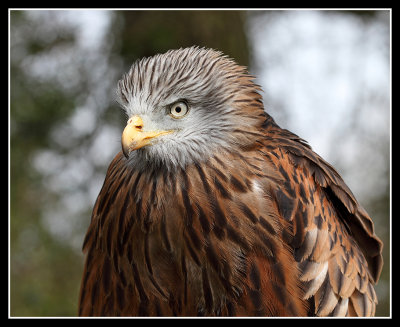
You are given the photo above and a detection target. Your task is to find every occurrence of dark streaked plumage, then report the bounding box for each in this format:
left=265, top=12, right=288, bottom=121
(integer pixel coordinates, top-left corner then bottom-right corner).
left=78, top=47, right=383, bottom=316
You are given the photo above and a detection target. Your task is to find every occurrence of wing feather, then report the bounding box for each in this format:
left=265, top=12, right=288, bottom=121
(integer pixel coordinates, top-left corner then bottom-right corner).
left=260, top=117, right=383, bottom=316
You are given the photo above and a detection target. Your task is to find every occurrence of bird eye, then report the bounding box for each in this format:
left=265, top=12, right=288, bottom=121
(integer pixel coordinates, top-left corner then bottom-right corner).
left=169, top=101, right=189, bottom=119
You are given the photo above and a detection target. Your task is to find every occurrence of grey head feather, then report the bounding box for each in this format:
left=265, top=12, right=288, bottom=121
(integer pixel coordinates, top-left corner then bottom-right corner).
left=116, top=46, right=262, bottom=171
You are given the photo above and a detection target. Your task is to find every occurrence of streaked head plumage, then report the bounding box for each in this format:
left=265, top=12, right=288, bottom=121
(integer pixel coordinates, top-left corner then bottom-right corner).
left=116, top=46, right=264, bottom=171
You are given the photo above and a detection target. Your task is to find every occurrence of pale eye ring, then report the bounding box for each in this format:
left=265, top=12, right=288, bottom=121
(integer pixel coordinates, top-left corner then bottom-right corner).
left=169, top=101, right=189, bottom=119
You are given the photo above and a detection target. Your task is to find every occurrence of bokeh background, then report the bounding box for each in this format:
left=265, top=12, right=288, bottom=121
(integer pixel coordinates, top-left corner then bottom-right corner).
left=9, top=9, right=391, bottom=317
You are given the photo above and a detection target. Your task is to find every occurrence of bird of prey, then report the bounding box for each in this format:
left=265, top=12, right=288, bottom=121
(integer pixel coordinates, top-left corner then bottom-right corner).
left=78, top=46, right=383, bottom=317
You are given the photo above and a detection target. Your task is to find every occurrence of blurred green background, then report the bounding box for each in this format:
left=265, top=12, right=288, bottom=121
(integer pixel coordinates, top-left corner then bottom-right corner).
left=9, top=10, right=390, bottom=317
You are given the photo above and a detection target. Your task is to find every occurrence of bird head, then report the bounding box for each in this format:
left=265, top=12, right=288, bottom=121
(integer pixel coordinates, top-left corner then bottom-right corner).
left=117, top=46, right=264, bottom=170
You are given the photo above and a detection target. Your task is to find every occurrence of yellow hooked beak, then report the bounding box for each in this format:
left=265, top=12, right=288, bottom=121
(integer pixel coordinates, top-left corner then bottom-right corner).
left=121, top=115, right=173, bottom=158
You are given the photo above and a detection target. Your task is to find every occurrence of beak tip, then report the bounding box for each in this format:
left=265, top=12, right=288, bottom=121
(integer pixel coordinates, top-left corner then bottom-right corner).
left=121, top=141, right=131, bottom=159
left=122, top=150, right=130, bottom=159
